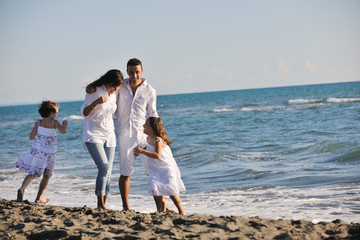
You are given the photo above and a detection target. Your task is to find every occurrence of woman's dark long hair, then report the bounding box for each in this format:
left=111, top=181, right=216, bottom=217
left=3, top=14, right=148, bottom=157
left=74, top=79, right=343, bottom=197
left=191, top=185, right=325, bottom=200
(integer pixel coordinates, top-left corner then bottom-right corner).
left=87, top=69, right=124, bottom=89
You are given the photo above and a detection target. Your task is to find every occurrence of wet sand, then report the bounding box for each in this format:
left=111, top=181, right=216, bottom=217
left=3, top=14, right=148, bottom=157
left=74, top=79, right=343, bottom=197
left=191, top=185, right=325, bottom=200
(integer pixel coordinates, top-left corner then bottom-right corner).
left=0, top=199, right=359, bottom=239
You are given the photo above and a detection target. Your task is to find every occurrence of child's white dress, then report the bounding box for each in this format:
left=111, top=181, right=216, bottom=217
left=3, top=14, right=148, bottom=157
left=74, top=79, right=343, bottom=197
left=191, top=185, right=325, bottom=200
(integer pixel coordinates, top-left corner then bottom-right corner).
left=143, top=143, right=186, bottom=196
left=15, top=120, right=57, bottom=177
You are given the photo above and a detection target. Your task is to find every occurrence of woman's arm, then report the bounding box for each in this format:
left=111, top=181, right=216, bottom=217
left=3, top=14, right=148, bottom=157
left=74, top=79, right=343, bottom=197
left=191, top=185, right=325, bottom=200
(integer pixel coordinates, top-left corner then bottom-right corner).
left=29, top=121, right=38, bottom=139
left=82, top=96, right=108, bottom=117
left=55, top=120, right=68, bottom=134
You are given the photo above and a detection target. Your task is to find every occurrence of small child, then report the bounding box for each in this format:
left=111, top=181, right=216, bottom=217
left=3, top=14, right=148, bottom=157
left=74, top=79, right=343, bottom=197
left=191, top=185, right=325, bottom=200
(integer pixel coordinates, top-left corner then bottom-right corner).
left=134, top=117, right=186, bottom=214
left=15, top=100, right=68, bottom=203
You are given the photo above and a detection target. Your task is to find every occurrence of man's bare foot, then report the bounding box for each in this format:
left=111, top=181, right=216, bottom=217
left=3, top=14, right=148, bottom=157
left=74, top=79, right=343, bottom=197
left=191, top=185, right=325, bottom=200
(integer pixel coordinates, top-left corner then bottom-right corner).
left=122, top=201, right=130, bottom=211
left=35, top=197, right=49, bottom=204
left=17, top=189, right=23, bottom=202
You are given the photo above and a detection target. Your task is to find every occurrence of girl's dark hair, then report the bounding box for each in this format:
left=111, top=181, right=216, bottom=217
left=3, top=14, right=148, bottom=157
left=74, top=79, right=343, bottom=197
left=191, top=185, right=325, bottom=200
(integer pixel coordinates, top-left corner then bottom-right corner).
left=87, top=69, right=124, bottom=89
left=38, top=101, right=59, bottom=118
left=147, top=117, right=172, bottom=146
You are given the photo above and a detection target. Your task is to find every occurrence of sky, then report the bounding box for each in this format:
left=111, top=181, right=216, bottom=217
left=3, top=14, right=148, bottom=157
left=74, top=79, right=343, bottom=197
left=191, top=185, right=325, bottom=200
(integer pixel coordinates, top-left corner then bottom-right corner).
left=0, top=0, right=359, bottom=106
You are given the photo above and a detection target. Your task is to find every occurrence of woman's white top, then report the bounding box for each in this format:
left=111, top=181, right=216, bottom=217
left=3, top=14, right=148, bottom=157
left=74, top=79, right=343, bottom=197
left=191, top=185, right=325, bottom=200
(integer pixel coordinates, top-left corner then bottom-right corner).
left=80, top=85, right=117, bottom=148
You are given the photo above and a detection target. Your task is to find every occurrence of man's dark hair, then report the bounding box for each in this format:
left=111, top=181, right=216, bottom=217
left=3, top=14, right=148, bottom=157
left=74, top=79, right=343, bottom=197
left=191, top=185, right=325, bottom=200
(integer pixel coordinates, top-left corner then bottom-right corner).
left=127, top=58, right=142, bottom=69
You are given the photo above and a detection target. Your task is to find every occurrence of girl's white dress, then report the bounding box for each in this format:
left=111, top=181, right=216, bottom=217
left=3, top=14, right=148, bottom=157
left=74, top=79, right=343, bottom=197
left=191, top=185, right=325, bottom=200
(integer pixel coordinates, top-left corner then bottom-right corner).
left=143, top=143, right=186, bottom=196
left=15, top=121, right=57, bottom=177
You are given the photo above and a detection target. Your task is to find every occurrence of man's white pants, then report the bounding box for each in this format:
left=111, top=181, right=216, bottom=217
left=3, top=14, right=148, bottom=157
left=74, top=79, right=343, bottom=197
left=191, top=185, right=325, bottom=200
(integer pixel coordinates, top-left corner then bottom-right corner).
left=118, top=134, right=147, bottom=176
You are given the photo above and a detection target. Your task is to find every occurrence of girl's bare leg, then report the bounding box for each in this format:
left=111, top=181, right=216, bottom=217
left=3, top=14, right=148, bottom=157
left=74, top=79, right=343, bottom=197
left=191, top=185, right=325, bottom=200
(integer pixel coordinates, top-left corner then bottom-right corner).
left=153, top=196, right=175, bottom=213
left=17, top=175, right=36, bottom=202
left=153, top=196, right=161, bottom=212
left=170, top=195, right=185, bottom=215
left=166, top=207, right=176, bottom=213
left=35, top=176, right=50, bottom=203
left=153, top=196, right=167, bottom=212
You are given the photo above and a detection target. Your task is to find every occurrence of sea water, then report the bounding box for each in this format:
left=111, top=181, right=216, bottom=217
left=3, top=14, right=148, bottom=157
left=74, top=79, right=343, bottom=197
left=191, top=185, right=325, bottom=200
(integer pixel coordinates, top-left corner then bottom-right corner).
left=0, top=81, right=359, bottom=223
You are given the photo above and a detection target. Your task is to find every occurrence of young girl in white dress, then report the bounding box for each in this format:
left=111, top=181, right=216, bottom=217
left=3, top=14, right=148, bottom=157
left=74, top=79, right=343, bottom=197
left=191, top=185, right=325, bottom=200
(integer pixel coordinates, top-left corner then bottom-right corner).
left=134, top=117, right=186, bottom=214
left=15, top=101, right=68, bottom=203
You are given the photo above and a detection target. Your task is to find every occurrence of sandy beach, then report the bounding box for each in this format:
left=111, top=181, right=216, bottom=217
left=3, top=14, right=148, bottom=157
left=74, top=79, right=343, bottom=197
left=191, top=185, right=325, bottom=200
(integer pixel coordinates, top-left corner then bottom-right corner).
left=0, top=199, right=359, bottom=240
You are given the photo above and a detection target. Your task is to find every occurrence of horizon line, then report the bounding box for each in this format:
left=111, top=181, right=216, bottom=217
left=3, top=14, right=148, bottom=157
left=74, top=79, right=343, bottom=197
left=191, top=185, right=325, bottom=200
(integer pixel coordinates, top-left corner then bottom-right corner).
left=1, top=80, right=359, bottom=107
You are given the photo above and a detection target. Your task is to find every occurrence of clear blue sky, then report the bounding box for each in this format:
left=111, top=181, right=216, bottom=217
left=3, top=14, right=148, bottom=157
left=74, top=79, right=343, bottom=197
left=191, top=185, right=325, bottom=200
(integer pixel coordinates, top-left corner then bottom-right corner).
left=0, top=0, right=359, bottom=106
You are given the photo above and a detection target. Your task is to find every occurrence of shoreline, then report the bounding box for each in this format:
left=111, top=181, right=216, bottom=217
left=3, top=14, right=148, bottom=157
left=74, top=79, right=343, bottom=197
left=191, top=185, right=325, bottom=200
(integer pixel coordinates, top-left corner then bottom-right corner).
left=1, top=199, right=359, bottom=240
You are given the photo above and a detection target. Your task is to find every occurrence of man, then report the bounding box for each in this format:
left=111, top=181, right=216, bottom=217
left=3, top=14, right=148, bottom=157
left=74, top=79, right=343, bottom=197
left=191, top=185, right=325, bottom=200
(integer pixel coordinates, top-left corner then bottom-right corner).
left=115, top=58, right=158, bottom=210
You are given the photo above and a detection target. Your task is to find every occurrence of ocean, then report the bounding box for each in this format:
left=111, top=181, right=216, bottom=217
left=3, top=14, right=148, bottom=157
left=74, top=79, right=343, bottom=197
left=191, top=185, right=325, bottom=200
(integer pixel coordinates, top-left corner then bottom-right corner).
left=1, top=81, right=359, bottom=223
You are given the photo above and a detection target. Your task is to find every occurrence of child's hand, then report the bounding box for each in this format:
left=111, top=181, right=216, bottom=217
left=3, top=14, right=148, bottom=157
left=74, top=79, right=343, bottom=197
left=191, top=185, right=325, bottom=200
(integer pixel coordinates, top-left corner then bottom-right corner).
left=133, top=146, right=143, bottom=156
left=62, top=120, right=68, bottom=126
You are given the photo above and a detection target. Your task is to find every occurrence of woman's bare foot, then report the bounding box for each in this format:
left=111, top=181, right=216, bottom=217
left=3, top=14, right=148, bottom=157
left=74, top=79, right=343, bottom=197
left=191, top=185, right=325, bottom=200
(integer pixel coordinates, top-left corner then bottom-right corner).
left=17, top=189, right=24, bottom=202
left=97, top=204, right=107, bottom=210
left=97, top=196, right=107, bottom=210
left=35, top=197, right=49, bottom=204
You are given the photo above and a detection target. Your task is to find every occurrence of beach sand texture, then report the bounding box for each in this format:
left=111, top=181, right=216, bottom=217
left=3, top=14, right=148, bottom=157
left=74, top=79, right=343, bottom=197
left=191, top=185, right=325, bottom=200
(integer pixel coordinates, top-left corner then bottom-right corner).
left=1, top=199, right=359, bottom=240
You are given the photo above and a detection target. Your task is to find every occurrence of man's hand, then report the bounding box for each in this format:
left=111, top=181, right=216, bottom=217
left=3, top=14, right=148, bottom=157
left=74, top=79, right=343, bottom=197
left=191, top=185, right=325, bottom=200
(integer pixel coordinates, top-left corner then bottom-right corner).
left=86, top=85, right=96, bottom=94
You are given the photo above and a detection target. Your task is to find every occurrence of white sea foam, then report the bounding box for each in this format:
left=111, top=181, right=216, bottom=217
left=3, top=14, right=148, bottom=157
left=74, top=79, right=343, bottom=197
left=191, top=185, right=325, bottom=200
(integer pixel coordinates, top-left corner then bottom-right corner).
left=63, top=115, right=84, bottom=121
left=0, top=115, right=83, bottom=127
left=180, top=186, right=360, bottom=223
left=1, top=169, right=358, bottom=223
left=288, top=99, right=322, bottom=104
left=214, top=108, right=235, bottom=113
left=241, top=103, right=330, bottom=112
left=0, top=120, right=34, bottom=128
left=241, top=106, right=286, bottom=112
left=241, top=97, right=360, bottom=112
left=326, top=97, right=360, bottom=103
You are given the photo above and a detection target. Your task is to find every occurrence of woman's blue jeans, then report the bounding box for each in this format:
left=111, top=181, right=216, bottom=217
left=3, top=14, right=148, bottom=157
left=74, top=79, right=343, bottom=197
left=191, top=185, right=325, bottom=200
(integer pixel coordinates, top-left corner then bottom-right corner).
left=86, top=142, right=115, bottom=196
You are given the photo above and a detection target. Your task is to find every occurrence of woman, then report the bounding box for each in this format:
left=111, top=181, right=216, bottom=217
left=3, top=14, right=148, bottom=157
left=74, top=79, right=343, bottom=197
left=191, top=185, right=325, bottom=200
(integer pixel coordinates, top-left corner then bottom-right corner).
left=81, top=69, right=123, bottom=209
